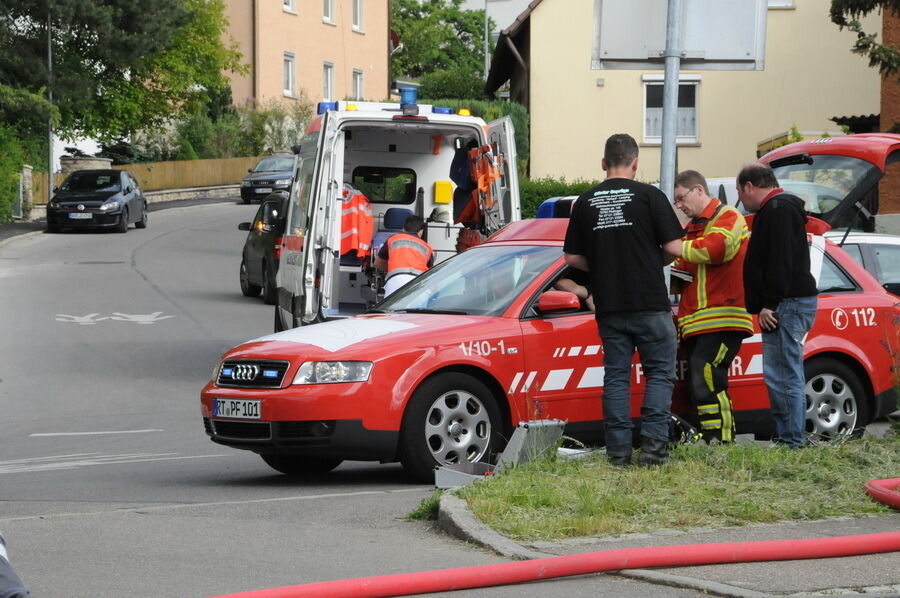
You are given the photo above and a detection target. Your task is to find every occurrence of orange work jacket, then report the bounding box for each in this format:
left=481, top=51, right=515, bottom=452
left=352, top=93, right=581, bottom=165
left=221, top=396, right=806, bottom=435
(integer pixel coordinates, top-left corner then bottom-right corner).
left=340, top=191, right=374, bottom=258
left=386, top=233, right=433, bottom=279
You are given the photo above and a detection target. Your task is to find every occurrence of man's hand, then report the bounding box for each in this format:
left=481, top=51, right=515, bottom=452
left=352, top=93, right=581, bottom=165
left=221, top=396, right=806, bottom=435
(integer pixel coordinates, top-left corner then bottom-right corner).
left=758, top=307, right=778, bottom=332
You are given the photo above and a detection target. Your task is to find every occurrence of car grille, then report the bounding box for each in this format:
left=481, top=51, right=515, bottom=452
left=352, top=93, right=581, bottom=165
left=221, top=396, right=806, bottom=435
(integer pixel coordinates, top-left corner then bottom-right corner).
left=278, top=421, right=335, bottom=446
left=209, top=419, right=272, bottom=440
left=217, top=359, right=290, bottom=388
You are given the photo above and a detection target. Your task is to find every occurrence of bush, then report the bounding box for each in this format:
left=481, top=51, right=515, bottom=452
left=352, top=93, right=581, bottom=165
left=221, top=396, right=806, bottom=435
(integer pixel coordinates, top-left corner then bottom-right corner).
left=0, top=123, right=25, bottom=224
left=419, top=69, right=487, bottom=101
left=519, top=177, right=599, bottom=218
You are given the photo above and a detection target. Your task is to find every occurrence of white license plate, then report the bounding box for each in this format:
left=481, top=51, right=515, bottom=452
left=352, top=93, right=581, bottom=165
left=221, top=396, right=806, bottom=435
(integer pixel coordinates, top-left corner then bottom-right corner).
left=213, top=398, right=261, bottom=419
left=69, top=213, right=93, bottom=220
left=255, top=188, right=272, bottom=193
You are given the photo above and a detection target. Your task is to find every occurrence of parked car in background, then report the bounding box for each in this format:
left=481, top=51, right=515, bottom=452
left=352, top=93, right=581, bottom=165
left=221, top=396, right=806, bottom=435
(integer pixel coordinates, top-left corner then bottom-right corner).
left=202, top=219, right=898, bottom=480
left=240, top=156, right=295, bottom=204
left=826, top=231, right=900, bottom=297
left=240, top=192, right=288, bottom=304
left=46, top=169, right=148, bottom=233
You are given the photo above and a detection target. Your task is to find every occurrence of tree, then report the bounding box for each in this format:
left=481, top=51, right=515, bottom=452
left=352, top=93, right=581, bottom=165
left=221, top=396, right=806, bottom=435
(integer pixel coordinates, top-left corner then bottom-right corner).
left=831, top=0, right=900, bottom=77
left=391, top=0, right=488, bottom=85
left=420, top=69, right=487, bottom=99
left=0, top=0, right=245, bottom=140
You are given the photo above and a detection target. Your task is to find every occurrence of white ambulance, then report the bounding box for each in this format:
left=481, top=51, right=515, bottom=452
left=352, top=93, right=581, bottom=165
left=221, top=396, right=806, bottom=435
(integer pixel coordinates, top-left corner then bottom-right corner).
left=274, top=96, right=521, bottom=330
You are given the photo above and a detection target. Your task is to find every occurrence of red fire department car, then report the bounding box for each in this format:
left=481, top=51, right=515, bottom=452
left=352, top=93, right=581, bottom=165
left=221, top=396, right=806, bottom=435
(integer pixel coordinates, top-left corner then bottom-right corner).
left=201, top=219, right=899, bottom=481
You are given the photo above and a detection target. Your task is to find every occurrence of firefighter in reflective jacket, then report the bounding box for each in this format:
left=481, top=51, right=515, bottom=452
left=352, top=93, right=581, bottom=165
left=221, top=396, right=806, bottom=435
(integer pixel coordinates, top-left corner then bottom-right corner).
left=672, top=170, right=753, bottom=444
left=375, top=215, right=434, bottom=296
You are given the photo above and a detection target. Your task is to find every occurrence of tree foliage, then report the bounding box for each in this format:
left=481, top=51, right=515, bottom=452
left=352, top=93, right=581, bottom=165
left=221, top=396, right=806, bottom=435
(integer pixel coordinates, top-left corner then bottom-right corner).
left=0, top=0, right=245, bottom=140
left=831, top=0, right=900, bottom=77
left=391, top=0, right=487, bottom=83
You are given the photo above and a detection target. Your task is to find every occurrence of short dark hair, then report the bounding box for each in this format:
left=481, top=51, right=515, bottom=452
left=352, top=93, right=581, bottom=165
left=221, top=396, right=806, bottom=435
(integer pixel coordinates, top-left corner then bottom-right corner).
left=603, top=134, right=639, bottom=168
left=403, top=214, right=426, bottom=233
left=674, top=170, right=710, bottom=196
left=737, top=163, right=779, bottom=189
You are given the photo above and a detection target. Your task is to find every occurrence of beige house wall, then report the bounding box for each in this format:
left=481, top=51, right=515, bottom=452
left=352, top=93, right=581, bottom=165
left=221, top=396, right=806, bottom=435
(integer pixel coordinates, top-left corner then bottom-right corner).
left=223, top=1, right=389, bottom=108
left=528, top=0, right=881, bottom=183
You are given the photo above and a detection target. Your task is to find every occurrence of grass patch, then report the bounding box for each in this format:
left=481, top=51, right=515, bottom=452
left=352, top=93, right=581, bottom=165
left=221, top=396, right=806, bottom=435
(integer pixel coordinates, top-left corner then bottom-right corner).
left=457, top=434, right=900, bottom=542
left=407, top=490, right=443, bottom=521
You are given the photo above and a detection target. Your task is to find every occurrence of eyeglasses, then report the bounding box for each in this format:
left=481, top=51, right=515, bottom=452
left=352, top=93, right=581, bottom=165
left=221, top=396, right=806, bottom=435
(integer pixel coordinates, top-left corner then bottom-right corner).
left=673, top=186, right=697, bottom=205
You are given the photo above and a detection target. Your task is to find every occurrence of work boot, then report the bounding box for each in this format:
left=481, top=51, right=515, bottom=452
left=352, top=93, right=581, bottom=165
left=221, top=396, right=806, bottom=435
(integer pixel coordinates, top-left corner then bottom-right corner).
left=637, top=437, right=669, bottom=467
left=607, top=452, right=632, bottom=468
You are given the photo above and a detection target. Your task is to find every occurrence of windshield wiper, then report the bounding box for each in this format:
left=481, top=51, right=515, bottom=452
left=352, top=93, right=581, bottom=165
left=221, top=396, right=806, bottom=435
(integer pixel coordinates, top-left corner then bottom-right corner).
left=395, top=308, right=470, bottom=315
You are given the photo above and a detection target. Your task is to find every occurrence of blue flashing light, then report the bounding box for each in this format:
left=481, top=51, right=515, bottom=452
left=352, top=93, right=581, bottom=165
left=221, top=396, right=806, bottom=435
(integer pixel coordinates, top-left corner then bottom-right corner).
left=399, top=87, right=417, bottom=106
left=262, top=369, right=279, bottom=379
left=222, top=367, right=233, bottom=378
left=317, top=101, right=338, bottom=115
left=433, top=106, right=452, bottom=114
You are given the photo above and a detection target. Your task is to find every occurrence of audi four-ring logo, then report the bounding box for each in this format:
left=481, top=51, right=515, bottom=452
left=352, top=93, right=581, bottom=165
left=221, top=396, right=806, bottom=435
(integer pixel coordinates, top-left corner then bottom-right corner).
left=231, top=365, right=260, bottom=381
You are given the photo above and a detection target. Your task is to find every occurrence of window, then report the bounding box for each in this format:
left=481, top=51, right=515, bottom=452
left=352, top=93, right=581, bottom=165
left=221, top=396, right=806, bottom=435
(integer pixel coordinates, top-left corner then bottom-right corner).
left=768, top=0, right=794, bottom=8
left=352, top=69, right=364, bottom=100
left=323, top=0, right=333, bottom=22
left=352, top=167, right=416, bottom=205
left=323, top=62, right=334, bottom=101
left=871, top=244, right=900, bottom=287
left=283, top=0, right=295, bottom=12
left=817, top=255, right=857, bottom=294
left=643, top=76, right=698, bottom=144
left=352, top=0, right=363, bottom=30
left=283, top=53, right=295, bottom=97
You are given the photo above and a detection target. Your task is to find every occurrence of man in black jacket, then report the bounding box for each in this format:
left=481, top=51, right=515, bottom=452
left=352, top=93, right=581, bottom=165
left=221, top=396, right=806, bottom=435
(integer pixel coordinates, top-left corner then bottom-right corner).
left=737, top=163, right=818, bottom=448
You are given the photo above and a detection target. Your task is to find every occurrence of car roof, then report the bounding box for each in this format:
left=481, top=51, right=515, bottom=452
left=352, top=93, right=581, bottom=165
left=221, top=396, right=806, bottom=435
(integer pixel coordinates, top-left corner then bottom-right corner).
left=761, top=133, right=900, bottom=171
left=824, top=231, right=900, bottom=244
left=485, top=219, right=568, bottom=244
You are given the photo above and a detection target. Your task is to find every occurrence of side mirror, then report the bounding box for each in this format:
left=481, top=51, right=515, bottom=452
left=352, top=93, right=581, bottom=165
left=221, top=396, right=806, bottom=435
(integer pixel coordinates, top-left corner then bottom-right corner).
left=238, top=222, right=251, bottom=231
left=536, top=290, right=581, bottom=314
left=291, top=144, right=302, bottom=154
left=53, top=186, right=60, bottom=193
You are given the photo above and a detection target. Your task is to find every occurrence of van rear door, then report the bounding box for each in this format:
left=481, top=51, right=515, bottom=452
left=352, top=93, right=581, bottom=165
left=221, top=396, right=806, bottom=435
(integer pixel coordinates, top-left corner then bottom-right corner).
left=487, top=116, right=521, bottom=230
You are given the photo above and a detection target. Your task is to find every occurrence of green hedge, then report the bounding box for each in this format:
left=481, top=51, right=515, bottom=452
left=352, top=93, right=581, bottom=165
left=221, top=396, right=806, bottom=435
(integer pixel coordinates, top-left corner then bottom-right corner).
left=0, top=123, right=25, bottom=224
left=519, top=177, right=599, bottom=218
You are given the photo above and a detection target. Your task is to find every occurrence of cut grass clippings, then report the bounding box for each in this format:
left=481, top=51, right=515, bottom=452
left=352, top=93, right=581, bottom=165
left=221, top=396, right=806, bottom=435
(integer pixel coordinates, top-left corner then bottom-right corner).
left=455, top=434, right=900, bottom=542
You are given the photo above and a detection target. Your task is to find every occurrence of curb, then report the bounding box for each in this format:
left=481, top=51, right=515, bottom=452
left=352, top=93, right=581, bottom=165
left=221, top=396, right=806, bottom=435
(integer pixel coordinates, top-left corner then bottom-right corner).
left=436, top=493, right=777, bottom=598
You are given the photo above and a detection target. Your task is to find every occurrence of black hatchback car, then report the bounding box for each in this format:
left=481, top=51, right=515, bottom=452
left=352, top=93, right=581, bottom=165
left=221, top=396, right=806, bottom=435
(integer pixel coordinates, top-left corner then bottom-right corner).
left=240, top=156, right=295, bottom=204
left=46, top=169, right=148, bottom=233
left=239, top=192, right=288, bottom=304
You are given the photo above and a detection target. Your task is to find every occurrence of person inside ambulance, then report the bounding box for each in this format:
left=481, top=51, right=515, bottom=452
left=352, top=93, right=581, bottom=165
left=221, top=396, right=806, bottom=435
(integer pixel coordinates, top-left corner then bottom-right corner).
left=375, top=214, right=435, bottom=296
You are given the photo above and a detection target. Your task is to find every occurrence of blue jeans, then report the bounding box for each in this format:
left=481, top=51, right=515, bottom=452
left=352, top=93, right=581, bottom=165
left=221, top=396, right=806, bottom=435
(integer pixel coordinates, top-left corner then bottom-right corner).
left=597, top=311, right=677, bottom=456
left=762, top=295, right=817, bottom=448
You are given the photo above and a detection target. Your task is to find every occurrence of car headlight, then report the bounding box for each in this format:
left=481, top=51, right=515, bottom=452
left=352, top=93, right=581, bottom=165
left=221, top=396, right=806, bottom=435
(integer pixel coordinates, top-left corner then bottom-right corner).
left=293, top=361, right=373, bottom=385
left=241, top=180, right=251, bottom=187
left=99, top=200, right=121, bottom=211
left=48, top=200, right=59, bottom=208
left=274, top=179, right=291, bottom=186
left=211, top=362, right=221, bottom=383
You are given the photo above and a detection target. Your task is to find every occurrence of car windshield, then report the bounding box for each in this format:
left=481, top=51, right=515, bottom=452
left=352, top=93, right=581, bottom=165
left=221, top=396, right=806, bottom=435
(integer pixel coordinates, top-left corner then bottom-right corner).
left=253, top=157, right=294, bottom=172
left=770, top=154, right=878, bottom=228
left=60, top=172, right=121, bottom=193
left=376, top=244, right=561, bottom=317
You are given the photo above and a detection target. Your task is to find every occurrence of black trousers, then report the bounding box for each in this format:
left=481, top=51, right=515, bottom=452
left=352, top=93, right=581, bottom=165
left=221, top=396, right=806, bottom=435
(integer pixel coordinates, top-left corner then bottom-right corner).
left=682, top=331, right=744, bottom=442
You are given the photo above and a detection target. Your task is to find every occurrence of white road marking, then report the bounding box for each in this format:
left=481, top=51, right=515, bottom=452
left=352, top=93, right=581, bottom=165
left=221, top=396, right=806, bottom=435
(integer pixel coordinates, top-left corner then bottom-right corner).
left=55, top=312, right=174, bottom=325
left=0, top=453, right=225, bottom=474
left=30, top=429, right=164, bottom=437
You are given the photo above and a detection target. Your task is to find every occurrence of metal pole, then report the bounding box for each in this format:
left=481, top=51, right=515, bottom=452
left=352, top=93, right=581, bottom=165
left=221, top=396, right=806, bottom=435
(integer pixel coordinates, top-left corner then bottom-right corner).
left=483, top=0, right=489, bottom=81
left=47, top=6, right=53, bottom=204
left=659, top=0, right=683, bottom=203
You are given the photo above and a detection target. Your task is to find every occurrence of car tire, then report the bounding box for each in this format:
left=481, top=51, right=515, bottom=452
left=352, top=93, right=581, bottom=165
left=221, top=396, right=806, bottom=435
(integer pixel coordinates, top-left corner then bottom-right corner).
left=135, top=204, right=148, bottom=228
left=262, top=263, right=277, bottom=305
left=116, top=209, right=128, bottom=233
left=400, top=372, right=504, bottom=483
left=260, top=454, right=342, bottom=475
left=804, top=357, right=869, bottom=440
left=240, top=258, right=262, bottom=297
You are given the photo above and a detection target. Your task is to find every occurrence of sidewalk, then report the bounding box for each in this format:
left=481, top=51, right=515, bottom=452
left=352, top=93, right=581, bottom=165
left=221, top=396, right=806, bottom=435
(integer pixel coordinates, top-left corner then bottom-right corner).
left=438, top=494, right=900, bottom=597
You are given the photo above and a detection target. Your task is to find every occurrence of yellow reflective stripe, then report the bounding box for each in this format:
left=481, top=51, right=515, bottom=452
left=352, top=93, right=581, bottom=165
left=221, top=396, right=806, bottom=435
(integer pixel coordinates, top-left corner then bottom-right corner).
left=682, top=239, right=711, bottom=264
left=681, top=319, right=754, bottom=337
left=698, top=403, right=719, bottom=414
left=679, top=306, right=752, bottom=324
left=712, top=342, right=730, bottom=368
left=718, top=391, right=734, bottom=442
left=701, top=420, right=722, bottom=429
left=703, top=361, right=715, bottom=393
left=696, top=262, right=708, bottom=309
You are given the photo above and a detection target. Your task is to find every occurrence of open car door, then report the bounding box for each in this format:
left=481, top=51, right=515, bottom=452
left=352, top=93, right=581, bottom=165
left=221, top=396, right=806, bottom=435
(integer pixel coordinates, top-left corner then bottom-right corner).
left=487, top=116, right=521, bottom=233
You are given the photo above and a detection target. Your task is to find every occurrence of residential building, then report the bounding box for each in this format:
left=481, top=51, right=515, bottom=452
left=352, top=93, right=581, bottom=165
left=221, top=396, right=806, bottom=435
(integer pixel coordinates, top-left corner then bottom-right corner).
left=222, top=0, right=389, bottom=107
left=486, top=0, right=882, bottom=186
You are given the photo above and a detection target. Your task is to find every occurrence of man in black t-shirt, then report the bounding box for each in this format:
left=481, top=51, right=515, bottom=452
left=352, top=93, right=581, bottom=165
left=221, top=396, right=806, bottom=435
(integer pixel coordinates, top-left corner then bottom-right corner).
left=563, top=134, right=683, bottom=467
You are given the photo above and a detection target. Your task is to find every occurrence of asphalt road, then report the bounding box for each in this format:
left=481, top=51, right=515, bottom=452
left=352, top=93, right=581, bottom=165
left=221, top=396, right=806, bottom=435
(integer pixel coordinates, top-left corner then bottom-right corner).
left=0, top=202, right=712, bottom=598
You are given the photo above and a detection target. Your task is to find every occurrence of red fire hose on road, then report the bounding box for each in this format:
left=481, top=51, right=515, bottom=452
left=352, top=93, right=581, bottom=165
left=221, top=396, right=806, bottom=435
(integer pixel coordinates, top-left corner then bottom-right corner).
left=212, top=478, right=900, bottom=598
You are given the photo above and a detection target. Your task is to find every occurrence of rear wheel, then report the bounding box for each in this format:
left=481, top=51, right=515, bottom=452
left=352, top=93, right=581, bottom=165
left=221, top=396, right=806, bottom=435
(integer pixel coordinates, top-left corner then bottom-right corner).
left=400, top=373, right=504, bottom=483
left=260, top=454, right=342, bottom=475
left=240, top=258, right=262, bottom=297
left=262, top=262, right=277, bottom=305
left=804, top=357, right=869, bottom=440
